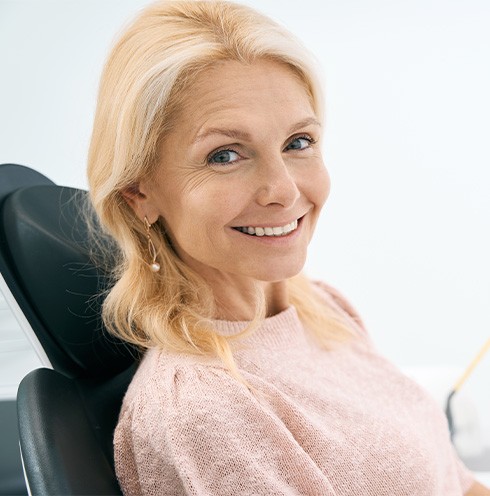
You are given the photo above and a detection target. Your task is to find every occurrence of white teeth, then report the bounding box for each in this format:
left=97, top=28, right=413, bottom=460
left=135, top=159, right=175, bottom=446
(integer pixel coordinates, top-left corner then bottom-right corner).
left=235, top=219, right=299, bottom=237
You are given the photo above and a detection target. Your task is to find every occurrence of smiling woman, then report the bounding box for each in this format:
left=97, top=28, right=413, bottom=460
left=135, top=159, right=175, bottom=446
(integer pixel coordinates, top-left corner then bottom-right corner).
left=86, top=1, right=488, bottom=495
left=88, top=0, right=345, bottom=360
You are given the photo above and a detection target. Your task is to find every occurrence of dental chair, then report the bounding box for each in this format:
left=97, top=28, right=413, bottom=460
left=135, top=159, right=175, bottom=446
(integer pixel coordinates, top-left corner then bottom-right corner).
left=0, top=163, right=138, bottom=495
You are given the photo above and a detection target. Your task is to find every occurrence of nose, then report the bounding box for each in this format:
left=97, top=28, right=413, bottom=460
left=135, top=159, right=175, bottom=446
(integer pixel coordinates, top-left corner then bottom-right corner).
left=254, top=156, right=300, bottom=208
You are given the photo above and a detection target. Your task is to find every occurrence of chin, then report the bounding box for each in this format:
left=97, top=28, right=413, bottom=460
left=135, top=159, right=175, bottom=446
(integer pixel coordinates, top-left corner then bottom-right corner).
left=251, top=259, right=306, bottom=283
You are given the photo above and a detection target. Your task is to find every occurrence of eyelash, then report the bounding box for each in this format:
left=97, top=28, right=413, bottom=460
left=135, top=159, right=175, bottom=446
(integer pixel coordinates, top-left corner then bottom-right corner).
left=206, top=134, right=317, bottom=166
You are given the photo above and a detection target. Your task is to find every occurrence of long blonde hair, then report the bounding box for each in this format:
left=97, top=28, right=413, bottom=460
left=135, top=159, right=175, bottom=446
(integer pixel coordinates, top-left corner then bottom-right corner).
left=87, top=0, right=352, bottom=373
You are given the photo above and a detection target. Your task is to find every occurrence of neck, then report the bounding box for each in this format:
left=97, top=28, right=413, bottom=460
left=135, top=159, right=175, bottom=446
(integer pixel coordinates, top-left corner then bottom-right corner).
left=212, top=279, right=289, bottom=321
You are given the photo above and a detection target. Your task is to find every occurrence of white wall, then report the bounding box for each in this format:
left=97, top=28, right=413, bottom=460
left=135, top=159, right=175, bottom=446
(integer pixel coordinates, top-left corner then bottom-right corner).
left=1, top=0, right=489, bottom=427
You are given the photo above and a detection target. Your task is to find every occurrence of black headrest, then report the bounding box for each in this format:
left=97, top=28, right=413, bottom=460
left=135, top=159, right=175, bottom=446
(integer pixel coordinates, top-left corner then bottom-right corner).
left=2, top=184, right=138, bottom=379
left=0, top=163, right=54, bottom=202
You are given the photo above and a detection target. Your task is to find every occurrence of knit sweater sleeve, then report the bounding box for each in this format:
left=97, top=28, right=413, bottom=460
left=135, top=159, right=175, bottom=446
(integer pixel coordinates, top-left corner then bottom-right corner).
left=114, top=357, right=337, bottom=496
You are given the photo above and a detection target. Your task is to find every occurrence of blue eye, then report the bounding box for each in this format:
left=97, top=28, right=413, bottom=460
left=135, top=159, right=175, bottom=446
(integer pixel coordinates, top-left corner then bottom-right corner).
left=208, top=149, right=240, bottom=165
left=286, top=136, right=313, bottom=151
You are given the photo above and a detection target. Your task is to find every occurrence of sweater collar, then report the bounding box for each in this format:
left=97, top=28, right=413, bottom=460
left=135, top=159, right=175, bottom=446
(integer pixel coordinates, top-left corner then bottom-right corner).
left=211, top=305, right=307, bottom=349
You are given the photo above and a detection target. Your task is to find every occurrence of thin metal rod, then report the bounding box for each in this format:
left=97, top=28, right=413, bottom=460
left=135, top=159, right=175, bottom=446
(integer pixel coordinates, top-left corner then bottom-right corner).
left=453, top=338, right=490, bottom=392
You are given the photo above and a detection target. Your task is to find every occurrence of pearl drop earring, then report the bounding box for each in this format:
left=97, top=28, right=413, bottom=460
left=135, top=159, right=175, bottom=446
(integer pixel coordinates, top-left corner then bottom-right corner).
left=143, top=216, right=160, bottom=272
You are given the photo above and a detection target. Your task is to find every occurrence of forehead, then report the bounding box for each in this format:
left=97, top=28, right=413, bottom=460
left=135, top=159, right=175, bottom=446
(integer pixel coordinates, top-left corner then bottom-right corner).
left=174, top=59, right=317, bottom=139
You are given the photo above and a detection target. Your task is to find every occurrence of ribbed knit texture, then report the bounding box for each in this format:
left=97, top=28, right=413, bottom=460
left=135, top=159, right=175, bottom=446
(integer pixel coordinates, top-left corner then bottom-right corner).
left=114, top=282, right=474, bottom=495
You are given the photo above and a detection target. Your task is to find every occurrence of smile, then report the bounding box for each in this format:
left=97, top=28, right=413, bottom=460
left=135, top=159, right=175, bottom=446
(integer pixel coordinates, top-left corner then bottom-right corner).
left=233, top=219, right=298, bottom=237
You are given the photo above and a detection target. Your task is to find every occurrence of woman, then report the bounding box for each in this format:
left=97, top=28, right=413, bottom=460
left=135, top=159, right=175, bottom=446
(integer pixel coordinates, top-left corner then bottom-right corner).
left=87, top=1, right=488, bottom=494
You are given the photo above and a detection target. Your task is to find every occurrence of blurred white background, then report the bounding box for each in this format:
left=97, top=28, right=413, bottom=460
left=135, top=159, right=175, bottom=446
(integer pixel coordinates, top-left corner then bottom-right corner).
left=0, top=0, right=489, bottom=448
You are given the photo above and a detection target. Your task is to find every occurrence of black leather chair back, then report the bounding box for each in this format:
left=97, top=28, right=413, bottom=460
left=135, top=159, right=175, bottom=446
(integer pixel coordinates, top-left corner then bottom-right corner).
left=0, top=164, right=139, bottom=495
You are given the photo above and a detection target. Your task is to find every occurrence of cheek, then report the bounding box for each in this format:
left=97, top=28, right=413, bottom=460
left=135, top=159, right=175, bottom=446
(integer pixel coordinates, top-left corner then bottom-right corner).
left=188, top=177, right=250, bottom=221
left=321, top=167, right=331, bottom=204
left=169, top=186, right=241, bottom=246
left=308, top=163, right=331, bottom=209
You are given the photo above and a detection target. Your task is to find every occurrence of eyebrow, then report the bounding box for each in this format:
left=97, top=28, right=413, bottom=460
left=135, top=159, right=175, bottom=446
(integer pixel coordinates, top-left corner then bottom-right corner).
left=193, top=127, right=251, bottom=144
left=192, top=117, right=321, bottom=145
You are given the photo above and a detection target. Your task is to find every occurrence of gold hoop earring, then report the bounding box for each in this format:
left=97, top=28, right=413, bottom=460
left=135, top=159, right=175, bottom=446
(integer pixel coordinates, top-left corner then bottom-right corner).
left=144, top=216, right=160, bottom=272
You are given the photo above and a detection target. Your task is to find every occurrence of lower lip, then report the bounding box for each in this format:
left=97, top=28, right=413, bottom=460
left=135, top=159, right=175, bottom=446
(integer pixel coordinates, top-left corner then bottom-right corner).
left=230, top=217, right=304, bottom=245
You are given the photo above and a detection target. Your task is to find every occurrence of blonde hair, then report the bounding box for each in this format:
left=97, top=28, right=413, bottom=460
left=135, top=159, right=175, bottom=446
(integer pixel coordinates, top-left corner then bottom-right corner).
left=87, top=0, right=352, bottom=375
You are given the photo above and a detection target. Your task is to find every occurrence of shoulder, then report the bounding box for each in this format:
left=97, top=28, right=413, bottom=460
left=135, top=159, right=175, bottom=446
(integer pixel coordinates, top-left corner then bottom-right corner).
left=310, top=279, right=367, bottom=334
left=117, top=348, right=248, bottom=432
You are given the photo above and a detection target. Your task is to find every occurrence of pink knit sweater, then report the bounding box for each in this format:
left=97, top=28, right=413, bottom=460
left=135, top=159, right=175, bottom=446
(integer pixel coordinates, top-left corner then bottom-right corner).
left=114, top=283, right=474, bottom=495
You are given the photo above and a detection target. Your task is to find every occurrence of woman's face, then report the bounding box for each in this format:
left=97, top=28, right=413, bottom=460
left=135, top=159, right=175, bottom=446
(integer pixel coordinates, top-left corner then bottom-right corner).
left=134, top=59, right=330, bottom=294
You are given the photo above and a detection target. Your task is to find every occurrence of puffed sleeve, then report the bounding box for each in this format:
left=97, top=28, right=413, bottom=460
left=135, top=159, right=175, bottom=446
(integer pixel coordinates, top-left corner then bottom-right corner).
left=114, top=359, right=337, bottom=496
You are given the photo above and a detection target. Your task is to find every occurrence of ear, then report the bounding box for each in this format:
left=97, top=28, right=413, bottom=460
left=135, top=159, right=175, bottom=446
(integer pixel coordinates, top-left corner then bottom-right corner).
left=120, top=182, right=160, bottom=224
